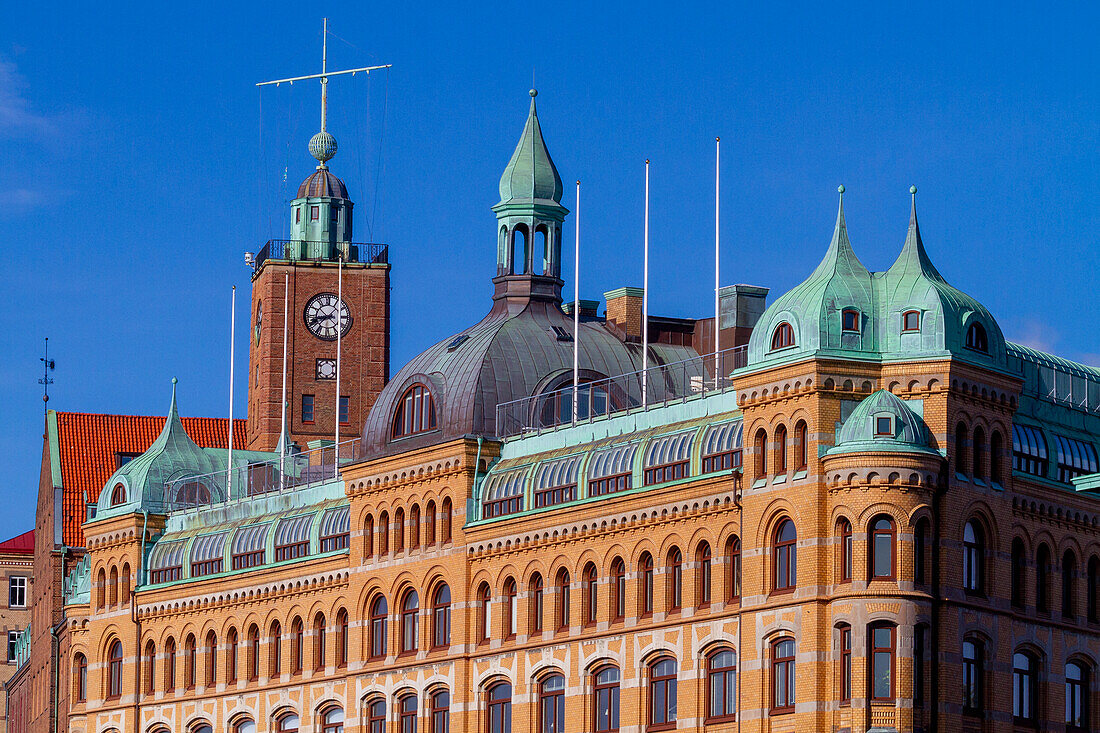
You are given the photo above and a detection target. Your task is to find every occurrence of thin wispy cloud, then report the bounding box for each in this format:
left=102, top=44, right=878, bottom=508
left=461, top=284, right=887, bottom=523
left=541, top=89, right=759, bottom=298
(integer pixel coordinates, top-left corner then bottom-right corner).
left=0, top=57, right=55, bottom=138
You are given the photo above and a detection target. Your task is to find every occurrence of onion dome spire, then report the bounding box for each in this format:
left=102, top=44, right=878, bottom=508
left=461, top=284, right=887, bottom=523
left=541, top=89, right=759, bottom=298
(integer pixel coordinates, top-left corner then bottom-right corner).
left=497, top=89, right=564, bottom=204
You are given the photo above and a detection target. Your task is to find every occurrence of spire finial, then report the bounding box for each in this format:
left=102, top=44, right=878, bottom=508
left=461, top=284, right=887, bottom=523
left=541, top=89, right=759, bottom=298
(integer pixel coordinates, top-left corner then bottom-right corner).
left=909, top=185, right=918, bottom=226
left=838, top=184, right=845, bottom=195
left=530, top=88, right=538, bottom=97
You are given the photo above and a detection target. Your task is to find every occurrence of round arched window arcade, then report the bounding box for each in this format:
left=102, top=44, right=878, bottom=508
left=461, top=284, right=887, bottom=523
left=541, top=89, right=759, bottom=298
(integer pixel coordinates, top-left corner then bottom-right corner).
left=392, top=384, right=437, bottom=438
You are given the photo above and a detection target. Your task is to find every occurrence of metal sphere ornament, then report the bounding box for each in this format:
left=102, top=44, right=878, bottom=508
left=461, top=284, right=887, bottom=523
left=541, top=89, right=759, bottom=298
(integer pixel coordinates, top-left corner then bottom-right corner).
left=309, top=131, right=338, bottom=164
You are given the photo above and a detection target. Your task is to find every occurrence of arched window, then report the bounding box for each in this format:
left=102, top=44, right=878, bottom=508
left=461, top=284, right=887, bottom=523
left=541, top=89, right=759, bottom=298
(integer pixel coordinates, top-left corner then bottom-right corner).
left=774, top=519, right=797, bottom=592
left=771, top=322, right=795, bottom=350
left=477, top=583, right=492, bottom=642
left=838, top=624, right=852, bottom=704
left=584, top=564, right=598, bottom=625
left=726, top=538, right=741, bottom=602
left=401, top=590, right=419, bottom=653
left=433, top=584, right=451, bottom=648
left=531, top=574, right=545, bottom=633
left=771, top=637, right=796, bottom=713
left=398, top=694, right=417, bottom=733
left=902, top=310, right=921, bottom=332
left=106, top=640, right=123, bottom=698
left=321, top=708, right=344, bottom=733
left=534, top=227, right=548, bottom=275
left=955, top=422, right=968, bottom=476
left=248, top=625, right=260, bottom=680
left=425, top=501, right=437, bottom=545
left=556, top=570, right=570, bottom=630
left=1064, top=550, right=1078, bottom=619
left=511, top=225, right=527, bottom=274
left=754, top=428, right=767, bottom=479
left=378, top=512, right=389, bottom=555
left=193, top=724, right=214, bottom=733
left=392, top=383, right=437, bottom=438
left=991, top=430, right=1004, bottom=484
left=234, top=719, right=257, bottom=733
left=366, top=699, right=386, bottom=733
left=668, top=548, right=683, bottom=611
left=870, top=516, right=896, bottom=580
left=593, top=666, right=620, bottom=732
left=1011, top=538, right=1026, bottom=608
left=275, top=713, right=299, bottom=733
left=539, top=673, right=565, bottom=733
left=914, top=519, right=930, bottom=585
left=1088, top=556, right=1100, bottom=623
left=640, top=553, right=654, bottom=614
left=963, top=520, right=983, bottom=593
left=869, top=623, right=896, bottom=701
left=313, top=613, right=326, bottom=670
left=290, top=617, right=303, bottom=674
left=837, top=519, right=853, bottom=583
left=1012, top=651, right=1037, bottom=725
left=73, top=653, right=87, bottom=702
left=410, top=504, right=421, bottom=549
left=369, top=596, right=387, bottom=658
left=110, top=483, right=125, bottom=506
left=1037, top=543, right=1052, bottom=612
left=794, top=420, right=808, bottom=471
left=973, top=426, right=986, bottom=479
left=611, top=559, right=626, bottom=620
left=143, top=640, right=156, bottom=695
left=504, top=578, right=518, bottom=637
left=488, top=682, right=512, bottom=733
left=441, top=497, right=453, bottom=543
left=841, top=308, right=860, bottom=332
left=966, top=322, right=989, bottom=352
left=183, top=634, right=196, bottom=688
left=204, top=631, right=217, bottom=687
left=962, top=639, right=983, bottom=715
left=334, top=607, right=347, bottom=664
left=696, top=543, right=712, bottom=606
left=165, top=637, right=176, bottom=690
left=109, top=566, right=118, bottom=606
left=774, top=424, right=788, bottom=474
left=269, top=620, right=282, bottom=676
left=96, top=568, right=105, bottom=609
left=226, top=627, right=238, bottom=683
left=394, top=508, right=405, bottom=553
left=364, top=514, right=374, bottom=558
left=706, top=649, right=737, bottom=723
left=1067, top=661, right=1089, bottom=731
left=648, top=657, right=677, bottom=730
left=430, top=688, right=450, bottom=733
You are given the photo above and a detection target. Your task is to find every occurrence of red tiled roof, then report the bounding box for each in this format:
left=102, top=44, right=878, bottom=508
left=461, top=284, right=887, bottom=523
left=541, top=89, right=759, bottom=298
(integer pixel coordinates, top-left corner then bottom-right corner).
left=0, top=530, right=34, bottom=554
left=55, top=412, right=247, bottom=547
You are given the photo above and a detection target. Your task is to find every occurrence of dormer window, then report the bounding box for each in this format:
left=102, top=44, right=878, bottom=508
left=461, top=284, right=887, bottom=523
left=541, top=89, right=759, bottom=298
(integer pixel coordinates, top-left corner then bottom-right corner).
left=965, top=322, right=988, bottom=352
left=842, top=309, right=860, bottom=333
left=875, top=416, right=894, bottom=437
left=110, top=484, right=126, bottom=507
left=902, top=310, right=921, bottom=332
left=392, top=384, right=438, bottom=439
left=771, top=322, right=795, bottom=351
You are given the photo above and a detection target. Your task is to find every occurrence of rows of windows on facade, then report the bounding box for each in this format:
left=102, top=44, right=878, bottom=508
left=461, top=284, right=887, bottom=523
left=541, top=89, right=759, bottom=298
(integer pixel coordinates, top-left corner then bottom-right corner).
left=5, top=576, right=27, bottom=662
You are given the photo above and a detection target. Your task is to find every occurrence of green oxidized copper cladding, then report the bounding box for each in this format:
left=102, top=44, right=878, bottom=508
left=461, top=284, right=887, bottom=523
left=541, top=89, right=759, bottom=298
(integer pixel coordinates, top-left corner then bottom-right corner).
left=827, top=389, right=939, bottom=457
left=496, top=90, right=564, bottom=205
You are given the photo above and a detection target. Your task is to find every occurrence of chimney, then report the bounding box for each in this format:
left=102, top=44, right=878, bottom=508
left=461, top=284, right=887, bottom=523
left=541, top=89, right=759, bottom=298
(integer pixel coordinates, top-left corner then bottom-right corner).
left=603, top=287, right=645, bottom=341
left=720, top=284, right=769, bottom=347
left=561, top=299, right=601, bottom=318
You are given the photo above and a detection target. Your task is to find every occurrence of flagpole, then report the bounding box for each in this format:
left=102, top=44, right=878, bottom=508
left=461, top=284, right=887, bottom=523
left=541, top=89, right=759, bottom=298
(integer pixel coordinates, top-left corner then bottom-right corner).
left=642, top=159, right=650, bottom=407
left=227, top=286, right=236, bottom=500
left=714, top=137, right=721, bottom=389
left=279, top=273, right=289, bottom=489
left=334, top=251, right=343, bottom=468
left=573, top=180, right=581, bottom=424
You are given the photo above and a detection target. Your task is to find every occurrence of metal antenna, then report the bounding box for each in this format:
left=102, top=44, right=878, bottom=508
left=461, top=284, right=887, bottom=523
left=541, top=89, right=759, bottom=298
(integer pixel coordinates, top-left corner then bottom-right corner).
left=38, top=337, right=55, bottom=408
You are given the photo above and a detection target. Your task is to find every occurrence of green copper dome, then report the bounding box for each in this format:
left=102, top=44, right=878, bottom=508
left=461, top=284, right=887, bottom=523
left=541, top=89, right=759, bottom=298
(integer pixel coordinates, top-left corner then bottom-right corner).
left=827, top=389, right=939, bottom=456
left=497, top=90, right=564, bottom=205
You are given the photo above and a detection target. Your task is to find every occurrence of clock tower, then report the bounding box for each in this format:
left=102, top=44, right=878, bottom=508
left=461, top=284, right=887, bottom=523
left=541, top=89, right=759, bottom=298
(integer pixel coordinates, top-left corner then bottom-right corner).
left=246, top=128, right=390, bottom=454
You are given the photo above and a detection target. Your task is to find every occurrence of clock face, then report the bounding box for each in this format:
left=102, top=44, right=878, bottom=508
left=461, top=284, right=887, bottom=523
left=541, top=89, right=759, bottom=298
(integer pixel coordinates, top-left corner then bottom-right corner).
left=316, top=358, right=337, bottom=380
left=255, top=300, right=263, bottom=343
left=304, top=293, right=352, bottom=341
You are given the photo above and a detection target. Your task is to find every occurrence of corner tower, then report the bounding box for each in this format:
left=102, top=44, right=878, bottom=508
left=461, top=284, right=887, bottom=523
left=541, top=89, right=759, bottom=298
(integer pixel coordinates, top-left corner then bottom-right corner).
left=491, top=89, right=569, bottom=306
left=246, top=126, right=390, bottom=453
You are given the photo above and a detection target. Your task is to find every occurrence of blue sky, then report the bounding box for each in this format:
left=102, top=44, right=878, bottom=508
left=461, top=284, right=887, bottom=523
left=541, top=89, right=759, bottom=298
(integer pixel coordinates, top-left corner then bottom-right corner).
left=0, top=1, right=1096, bottom=539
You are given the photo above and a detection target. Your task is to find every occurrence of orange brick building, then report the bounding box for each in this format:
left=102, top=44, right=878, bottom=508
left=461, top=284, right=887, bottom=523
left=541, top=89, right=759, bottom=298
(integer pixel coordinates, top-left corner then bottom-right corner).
left=20, top=90, right=1100, bottom=733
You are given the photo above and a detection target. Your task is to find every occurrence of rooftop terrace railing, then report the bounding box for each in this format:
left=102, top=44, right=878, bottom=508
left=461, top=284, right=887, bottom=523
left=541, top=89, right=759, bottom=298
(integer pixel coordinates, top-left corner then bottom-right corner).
left=254, top=239, right=388, bottom=269
left=162, top=438, right=362, bottom=515
left=495, top=345, right=747, bottom=440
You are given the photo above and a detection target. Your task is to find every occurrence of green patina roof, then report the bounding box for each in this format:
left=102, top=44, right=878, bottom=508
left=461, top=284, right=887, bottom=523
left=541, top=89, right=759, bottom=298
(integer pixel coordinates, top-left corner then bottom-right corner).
left=746, top=189, right=1006, bottom=372
left=828, top=389, right=940, bottom=457
left=496, top=90, right=563, bottom=205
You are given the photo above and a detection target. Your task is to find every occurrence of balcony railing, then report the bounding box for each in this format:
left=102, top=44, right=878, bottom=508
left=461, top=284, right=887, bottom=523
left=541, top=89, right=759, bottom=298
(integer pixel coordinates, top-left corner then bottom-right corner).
left=254, top=239, right=388, bottom=269
left=162, top=438, right=362, bottom=514
left=495, top=345, right=747, bottom=440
